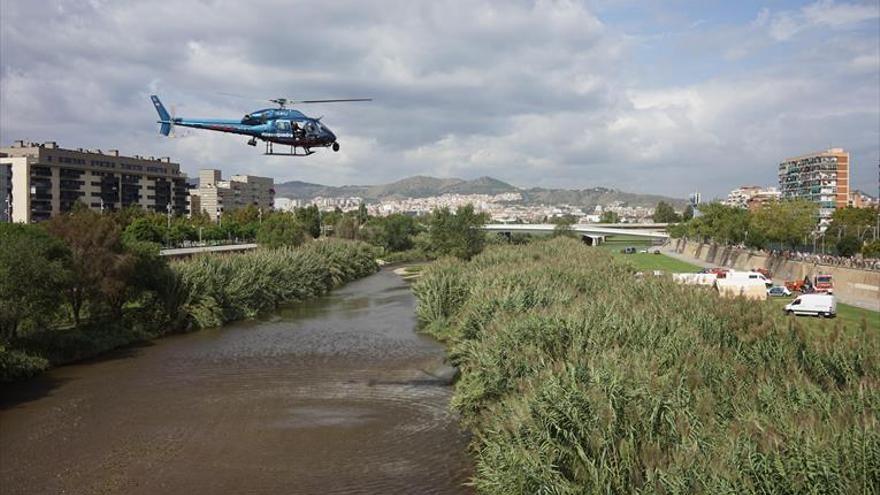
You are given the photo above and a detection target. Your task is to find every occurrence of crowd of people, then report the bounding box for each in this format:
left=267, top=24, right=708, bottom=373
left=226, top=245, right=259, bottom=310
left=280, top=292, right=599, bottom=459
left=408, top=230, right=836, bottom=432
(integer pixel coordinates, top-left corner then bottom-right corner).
left=668, top=238, right=880, bottom=272
left=767, top=250, right=880, bottom=271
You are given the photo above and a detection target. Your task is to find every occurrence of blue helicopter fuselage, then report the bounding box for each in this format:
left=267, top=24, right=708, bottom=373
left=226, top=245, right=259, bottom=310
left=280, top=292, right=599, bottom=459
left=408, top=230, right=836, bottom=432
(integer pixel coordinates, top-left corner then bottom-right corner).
left=151, top=96, right=337, bottom=151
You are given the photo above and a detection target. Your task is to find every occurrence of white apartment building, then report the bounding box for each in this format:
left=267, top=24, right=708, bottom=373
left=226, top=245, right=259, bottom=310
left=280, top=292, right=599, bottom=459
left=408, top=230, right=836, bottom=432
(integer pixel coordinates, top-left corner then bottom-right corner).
left=190, top=169, right=274, bottom=221
left=0, top=140, right=188, bottom=223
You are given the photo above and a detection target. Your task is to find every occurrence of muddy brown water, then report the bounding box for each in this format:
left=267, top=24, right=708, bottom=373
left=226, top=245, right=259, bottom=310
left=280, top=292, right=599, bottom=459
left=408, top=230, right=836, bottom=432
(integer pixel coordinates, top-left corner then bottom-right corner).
left=0, top=268, right=473, bottom=494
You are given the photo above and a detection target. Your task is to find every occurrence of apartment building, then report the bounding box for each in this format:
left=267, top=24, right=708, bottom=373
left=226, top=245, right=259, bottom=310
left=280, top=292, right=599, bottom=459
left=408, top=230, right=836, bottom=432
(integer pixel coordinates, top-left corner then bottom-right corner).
left=778, top=148, right=850, bottom=228
left=0, top=154, right=11, bottom=222
left=189, top=169, right=274, bottom=220
left=723, top=185, right=781, bottom=211
left=0, top=141, right=188, bottom=223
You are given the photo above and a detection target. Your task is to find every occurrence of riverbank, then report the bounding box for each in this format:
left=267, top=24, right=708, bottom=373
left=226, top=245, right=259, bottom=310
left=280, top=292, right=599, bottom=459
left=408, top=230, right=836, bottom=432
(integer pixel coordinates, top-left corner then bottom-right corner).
left=1, top=268, right=472, bottom=494
left=665, top=238, right=880, bottom=311
left=1, top=240, right=379, bottom=382
left=413, top=238, right=879, bottom=494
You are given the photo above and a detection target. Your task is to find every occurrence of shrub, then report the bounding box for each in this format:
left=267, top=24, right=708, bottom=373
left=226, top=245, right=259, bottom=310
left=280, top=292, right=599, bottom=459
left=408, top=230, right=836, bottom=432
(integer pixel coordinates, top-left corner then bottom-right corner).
left=173, top=240, right=378, bottom=328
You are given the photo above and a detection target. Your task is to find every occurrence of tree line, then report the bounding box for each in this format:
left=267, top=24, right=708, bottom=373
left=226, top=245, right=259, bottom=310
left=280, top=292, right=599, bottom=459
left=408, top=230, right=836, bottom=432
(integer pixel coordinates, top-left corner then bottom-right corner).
left=0, top=201, right=492, bottom=380
left=669, top=200, right=880, bottom=257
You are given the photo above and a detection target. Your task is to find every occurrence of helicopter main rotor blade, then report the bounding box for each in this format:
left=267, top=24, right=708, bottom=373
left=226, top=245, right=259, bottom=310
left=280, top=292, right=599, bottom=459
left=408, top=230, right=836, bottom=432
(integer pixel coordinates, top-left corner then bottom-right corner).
left=297, top=98, right=373, bottom=104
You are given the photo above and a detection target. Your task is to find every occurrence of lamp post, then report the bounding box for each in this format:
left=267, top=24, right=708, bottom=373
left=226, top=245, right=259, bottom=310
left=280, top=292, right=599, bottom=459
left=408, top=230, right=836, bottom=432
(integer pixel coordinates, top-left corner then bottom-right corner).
left=166, top=202, right=173, bottom=230
left=99, top=198, right=105, bottom=214
left=4, top=193, right=11, bottom=223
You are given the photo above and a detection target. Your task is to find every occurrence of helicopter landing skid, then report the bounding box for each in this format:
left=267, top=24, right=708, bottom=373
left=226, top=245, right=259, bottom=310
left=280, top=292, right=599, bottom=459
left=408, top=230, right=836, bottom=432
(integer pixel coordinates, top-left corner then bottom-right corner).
left=264, top=142, right=314, bottom=156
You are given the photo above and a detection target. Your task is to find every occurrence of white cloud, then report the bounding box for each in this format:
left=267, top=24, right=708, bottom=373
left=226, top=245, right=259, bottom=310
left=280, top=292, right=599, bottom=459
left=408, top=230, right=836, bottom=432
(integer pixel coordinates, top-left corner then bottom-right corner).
left=758, top=0, right=879, bottom=41
left=0, top=0, right=877, bottom=197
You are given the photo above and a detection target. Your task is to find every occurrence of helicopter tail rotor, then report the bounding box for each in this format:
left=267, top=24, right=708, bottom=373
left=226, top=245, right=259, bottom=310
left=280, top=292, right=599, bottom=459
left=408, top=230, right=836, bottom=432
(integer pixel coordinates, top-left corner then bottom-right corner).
left=151, top=95, right=174, bottom=136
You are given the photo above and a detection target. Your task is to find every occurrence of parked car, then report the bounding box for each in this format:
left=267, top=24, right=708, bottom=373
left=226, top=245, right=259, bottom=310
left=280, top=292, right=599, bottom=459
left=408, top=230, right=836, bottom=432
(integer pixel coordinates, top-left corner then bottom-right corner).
left=767, top=286, right=792, bottom=297
left=652, top=249, right=661, bottom=254
left=622, top=247, right=637, bottom=254
left=784, top=294, right=836, bottom=318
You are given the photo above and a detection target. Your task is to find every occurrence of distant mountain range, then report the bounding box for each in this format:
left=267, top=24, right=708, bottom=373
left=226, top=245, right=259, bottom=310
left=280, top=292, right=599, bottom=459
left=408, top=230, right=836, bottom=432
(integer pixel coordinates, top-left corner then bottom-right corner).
left=274, top=175, right=686, bottom=209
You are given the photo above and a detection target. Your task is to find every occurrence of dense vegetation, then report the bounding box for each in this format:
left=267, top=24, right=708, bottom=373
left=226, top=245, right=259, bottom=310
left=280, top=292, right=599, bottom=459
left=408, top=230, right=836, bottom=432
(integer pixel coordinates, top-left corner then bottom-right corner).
left=0, top=198, right=497, bottom=381
left=671, top=200, right=880, bottom=257
left=0, top=210, right=378, bottom=381
left=413, top=238, right=879, bottom=494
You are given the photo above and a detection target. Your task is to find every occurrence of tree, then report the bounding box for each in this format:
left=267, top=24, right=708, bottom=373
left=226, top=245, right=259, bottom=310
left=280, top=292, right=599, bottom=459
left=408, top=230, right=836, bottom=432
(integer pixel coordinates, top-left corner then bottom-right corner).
left=751, top=199, right=817, bottom=248
left=863, top=240, right=880, bottom=259
left=357, top=202, right=369, bottom=225
left=552, top=222, right=575, bottom=238
left=334, top=214, right=359, bottom=240
left=123, top=217, right=164, bottom=244
left=682, top=204, right=694, bottom=221
left=551, top=216, right=575, bottom=238
left=45, top=209, right=135, bottom=325
left=599, top=210, right=619, bottom=223
left=835, top=235, right=862, bottom=257
left=676, top=202, right=748, bottom=245
left=257, top=212, right=306, bottom=248
left=370, top=214, right=420, bottom=252
left=428, top=205, right=489, bottom=259
left=228, top=204, right=261, bottom=226
left=827, top=206, right=878, bottom=240
left=112, top=205, right=148, bottom=229
left=296, top=205, right=322, bottom=238
left=0, top=224, right=70, bottom=339
left=653, top=201, right=681, bottom=223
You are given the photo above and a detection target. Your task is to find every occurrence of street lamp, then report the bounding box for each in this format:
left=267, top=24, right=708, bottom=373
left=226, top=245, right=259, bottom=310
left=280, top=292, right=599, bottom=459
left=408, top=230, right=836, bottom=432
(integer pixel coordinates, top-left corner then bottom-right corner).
left=4, top=193, right=11, bottom=223
left=166, top=202, right=173, bottom=230
left=99, top=198, right=105, bottom=214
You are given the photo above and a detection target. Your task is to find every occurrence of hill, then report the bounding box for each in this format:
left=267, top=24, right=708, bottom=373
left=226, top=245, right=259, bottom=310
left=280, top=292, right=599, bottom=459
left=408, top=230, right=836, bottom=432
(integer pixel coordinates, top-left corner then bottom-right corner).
left=274, top=175, right=685, bottom=208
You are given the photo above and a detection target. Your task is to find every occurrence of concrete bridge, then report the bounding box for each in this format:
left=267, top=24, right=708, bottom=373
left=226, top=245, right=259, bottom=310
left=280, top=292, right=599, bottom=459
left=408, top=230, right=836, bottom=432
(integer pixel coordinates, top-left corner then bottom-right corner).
left=482, top=223, right=669, bottom=245
left=160, top=243, right=259, bottom=258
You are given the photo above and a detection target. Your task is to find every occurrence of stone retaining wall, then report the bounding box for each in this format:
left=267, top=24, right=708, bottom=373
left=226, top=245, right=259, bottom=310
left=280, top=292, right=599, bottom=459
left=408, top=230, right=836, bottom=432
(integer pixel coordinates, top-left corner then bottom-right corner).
left=671, top=239, right=880, bottom=311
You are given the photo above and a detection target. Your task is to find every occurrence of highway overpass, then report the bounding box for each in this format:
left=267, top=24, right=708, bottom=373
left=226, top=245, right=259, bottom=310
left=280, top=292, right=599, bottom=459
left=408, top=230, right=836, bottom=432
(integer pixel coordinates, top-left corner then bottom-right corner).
left=482, top=223, right=669, bottom=245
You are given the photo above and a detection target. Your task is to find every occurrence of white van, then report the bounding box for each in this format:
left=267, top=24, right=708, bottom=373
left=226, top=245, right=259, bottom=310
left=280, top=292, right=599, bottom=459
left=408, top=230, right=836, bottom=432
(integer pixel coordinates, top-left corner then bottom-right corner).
left=784, top=294, right=837, bottom=318
left=726, top=270, right=772, bottom=287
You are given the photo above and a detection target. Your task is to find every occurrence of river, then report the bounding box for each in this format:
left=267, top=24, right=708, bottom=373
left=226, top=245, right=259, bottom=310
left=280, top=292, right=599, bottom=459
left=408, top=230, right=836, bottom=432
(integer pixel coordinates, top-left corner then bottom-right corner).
left=0, top=268, right=473, bottom=494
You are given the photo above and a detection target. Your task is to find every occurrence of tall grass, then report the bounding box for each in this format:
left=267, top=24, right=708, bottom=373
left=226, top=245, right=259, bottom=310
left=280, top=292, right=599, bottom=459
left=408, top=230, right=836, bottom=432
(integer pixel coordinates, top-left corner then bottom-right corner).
left=413, top=237, right=879, bottom=494
left=1, top=240, right=378, bottom=381
left=172, top=239, right=379, bottom=328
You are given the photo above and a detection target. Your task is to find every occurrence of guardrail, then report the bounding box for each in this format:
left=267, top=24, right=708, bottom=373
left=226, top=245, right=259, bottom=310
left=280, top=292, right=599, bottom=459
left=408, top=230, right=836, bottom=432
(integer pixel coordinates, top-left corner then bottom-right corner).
left=159, top=243, right=260, bottom=258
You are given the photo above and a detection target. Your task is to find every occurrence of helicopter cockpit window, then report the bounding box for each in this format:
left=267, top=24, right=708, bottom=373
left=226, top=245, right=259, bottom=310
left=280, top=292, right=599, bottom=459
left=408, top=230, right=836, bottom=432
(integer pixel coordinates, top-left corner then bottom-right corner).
left=276, top=120, right=291, bottom=132
left=305, top=122, right=317, bottom=134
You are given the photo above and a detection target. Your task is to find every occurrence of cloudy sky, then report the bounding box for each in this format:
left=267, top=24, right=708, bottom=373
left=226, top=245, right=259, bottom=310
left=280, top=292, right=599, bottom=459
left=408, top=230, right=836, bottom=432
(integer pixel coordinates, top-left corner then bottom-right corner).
left=1, top=0, right=878, bottom=198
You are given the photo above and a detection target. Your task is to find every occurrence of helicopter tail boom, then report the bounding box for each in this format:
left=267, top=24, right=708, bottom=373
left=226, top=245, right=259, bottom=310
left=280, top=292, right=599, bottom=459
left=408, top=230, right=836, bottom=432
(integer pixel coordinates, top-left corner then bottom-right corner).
left=150, top=95, right=173, bottom=136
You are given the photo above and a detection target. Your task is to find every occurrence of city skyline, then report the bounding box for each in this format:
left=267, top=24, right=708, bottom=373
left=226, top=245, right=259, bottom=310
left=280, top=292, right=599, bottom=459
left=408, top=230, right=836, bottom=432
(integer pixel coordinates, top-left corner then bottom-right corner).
left=1, top=1, right=878, bottom=198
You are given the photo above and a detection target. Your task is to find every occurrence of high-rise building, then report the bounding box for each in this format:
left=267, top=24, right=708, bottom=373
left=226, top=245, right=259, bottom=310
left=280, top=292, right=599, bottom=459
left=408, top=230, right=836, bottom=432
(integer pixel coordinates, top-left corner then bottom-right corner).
left=189, top=169, right=274, bottom=221
left=1, top=153, right=11, bottom=222
left=0, top=140, right=188, bottom=223
left=778, top=148, right=850, bottom=228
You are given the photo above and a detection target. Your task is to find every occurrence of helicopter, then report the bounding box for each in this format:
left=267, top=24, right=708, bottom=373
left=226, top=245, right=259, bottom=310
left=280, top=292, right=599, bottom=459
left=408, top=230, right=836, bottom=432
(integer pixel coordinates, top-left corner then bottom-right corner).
left=150, top=95, right=370, bottom=156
